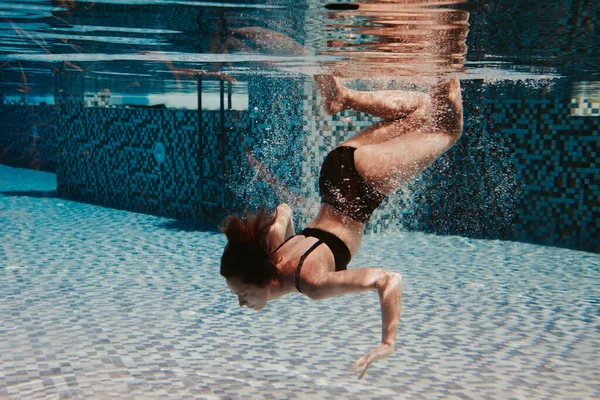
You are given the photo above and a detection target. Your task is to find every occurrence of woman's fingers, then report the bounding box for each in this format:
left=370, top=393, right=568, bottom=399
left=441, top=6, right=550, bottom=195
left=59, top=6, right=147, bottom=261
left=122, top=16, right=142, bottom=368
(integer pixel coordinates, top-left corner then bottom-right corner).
left=350, top=355, right=365, bottom=371
left=351, top=344, right=394, bottom=379
left=358, top=362, right=371, bottom=380
left=351, top=353, right=373, bottom=379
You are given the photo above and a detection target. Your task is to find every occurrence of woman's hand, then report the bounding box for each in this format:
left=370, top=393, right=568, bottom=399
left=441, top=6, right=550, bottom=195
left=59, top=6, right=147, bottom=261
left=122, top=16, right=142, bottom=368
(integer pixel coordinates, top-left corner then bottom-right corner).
left=276, top=203, right=295, bottom=238
left=301, top=269, right=402, bottom=379
left=266, top=203, right=295, bottom=252
left=275, top=203, right=292, bottom=219
left=351, top=342, right=394, bottom=379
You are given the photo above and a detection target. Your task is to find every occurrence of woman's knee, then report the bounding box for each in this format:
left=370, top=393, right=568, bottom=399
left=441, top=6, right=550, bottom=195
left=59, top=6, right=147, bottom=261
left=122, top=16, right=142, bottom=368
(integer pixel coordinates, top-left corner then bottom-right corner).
left=448, top=120, right=463, bottom=141
left=436, top=112, right=463, bottom=140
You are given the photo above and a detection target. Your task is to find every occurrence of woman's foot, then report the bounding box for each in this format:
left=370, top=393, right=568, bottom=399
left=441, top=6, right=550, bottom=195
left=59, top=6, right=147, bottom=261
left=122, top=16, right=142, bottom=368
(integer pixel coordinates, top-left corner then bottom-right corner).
left=430, top=77, right=463, bottom=135
left=314, top=75, right=346, bottom=115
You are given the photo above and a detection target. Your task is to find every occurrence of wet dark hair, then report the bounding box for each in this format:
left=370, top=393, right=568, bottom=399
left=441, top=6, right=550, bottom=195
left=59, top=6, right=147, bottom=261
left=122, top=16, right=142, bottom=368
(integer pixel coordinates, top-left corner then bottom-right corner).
left=219, top=208, right=279, bottom=287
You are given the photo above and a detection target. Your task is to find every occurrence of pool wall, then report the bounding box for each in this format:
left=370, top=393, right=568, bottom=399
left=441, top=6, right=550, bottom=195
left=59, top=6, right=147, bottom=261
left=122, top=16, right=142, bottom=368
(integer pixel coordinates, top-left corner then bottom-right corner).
left=412, top=80, right=599, bottom=252
left=0, top=74, right=598, bottom=253
left=0, top=99, right=57, bottom=171
left=483, top=81, right=598, bottom=250
left=51, top=71, right=244, bottom=222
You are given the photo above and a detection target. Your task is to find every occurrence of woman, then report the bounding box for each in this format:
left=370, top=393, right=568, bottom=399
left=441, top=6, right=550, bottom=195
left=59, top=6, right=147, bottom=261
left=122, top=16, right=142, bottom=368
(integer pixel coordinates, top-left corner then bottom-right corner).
left=220, top=75, right=463, bottom=378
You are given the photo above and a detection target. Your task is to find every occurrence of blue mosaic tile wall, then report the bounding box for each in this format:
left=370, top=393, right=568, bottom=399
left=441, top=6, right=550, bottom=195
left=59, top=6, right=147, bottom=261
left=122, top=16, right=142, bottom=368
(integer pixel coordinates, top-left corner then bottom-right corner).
left=54, top=72, right=250, bottom=223
left=405, top=80, right=599, bottom=253
left=488, top=81, right=599, bottom=252
left=0, top=100, right=57, bottom=172
left=6, top=71, right=597, bottom=252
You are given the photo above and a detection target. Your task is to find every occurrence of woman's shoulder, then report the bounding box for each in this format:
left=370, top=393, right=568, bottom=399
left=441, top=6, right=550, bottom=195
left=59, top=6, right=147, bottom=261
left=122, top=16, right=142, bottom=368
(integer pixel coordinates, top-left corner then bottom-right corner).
left=266, top=204, right=296, bottom=252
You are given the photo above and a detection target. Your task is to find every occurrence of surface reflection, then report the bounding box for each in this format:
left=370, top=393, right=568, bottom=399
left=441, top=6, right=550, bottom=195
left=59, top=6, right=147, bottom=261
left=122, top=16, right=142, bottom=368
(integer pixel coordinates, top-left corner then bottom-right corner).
left=196, top=0, right=470, bottom=79
left=317, top=0, right=469, bottom=77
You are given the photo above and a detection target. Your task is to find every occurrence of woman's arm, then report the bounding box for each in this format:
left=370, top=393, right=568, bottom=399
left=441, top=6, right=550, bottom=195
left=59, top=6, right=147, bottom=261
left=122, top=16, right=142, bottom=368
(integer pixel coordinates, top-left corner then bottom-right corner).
left=303, top=268, right=402, bottom=379
left=266, top=203, right=296, bottom=252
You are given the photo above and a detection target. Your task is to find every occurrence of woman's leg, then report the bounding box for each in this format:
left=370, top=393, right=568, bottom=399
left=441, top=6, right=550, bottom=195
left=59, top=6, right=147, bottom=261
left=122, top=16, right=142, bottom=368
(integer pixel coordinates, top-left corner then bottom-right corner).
left=315, top=75, right=431, bottom=121
left=348, top=78, right=463, bottom=195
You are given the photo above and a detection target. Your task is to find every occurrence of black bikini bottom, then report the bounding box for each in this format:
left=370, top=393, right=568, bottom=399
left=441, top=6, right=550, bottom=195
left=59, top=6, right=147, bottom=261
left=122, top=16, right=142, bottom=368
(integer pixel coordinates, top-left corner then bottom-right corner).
left=319, top=146, right=386, bottom=223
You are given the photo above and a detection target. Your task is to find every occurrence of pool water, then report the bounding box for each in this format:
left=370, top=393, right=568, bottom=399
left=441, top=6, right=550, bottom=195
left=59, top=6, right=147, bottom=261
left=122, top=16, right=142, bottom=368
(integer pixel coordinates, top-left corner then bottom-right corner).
left=1, top=0, right=600, bottom=398
left=1, top=164, right=599, bottom=399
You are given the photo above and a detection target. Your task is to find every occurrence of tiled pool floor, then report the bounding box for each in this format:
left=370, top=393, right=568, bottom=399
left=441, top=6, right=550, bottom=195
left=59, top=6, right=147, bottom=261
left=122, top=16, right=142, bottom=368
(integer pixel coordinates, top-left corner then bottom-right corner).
left=1, top=165, right=599, bottom=399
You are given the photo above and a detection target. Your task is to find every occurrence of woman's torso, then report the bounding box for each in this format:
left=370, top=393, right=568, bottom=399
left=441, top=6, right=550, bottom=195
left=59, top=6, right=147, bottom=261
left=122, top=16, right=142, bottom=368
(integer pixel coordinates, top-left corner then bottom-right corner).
left=306, top=203, right=365, bottom=256
left=275, top=203, right=365, bottom=281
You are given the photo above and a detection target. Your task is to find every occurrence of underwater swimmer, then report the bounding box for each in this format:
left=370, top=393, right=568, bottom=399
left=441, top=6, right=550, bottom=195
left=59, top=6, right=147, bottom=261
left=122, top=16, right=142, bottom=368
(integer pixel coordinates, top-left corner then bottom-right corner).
left=220, top=74, right=463, bottom=379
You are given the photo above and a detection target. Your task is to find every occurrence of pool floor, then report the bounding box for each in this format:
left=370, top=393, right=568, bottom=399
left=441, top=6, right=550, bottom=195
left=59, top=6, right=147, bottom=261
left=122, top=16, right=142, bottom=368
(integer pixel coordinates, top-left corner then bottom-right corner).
left=1, top=165, right=599, bottom=399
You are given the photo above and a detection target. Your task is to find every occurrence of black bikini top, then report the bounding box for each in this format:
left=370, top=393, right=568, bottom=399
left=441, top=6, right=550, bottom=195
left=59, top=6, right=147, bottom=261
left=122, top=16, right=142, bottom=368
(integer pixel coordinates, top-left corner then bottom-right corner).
left=275, top=228, right=351, bottom=293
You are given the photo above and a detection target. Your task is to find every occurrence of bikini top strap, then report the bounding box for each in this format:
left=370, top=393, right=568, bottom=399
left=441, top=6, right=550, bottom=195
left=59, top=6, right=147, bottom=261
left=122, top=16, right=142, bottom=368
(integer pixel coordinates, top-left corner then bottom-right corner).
left=273, top=234, right=297, bottom=253
left=294, top=240, right=323, bottom=294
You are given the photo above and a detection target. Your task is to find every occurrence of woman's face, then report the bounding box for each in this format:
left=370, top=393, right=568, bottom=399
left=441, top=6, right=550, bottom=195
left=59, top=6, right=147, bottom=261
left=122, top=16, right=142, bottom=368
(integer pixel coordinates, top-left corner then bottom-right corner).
left=226, top=278, right=270, bottom=311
